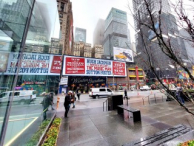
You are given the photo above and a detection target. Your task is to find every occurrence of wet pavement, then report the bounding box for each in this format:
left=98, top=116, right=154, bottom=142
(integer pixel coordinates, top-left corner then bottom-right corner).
left=56, top=92, right=194, bottom=146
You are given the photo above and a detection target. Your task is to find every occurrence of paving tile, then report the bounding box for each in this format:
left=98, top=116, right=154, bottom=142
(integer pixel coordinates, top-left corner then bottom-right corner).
left=57, top=131, right=69, bottom=146
left=151, top=122, right=172, bottom=130
left=69, top=125, right=102, bottom=146
left=96, top=122, right=132, bottom=138
left=90, top=115, right=116, bottom=126
left=69, top=118, right=95, bottom=131
left=74, top=138, right=109, bottom=146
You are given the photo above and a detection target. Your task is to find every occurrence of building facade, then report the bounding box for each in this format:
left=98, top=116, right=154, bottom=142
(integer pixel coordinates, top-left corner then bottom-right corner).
left=103, top=8, right=131, bottom=59
left=93, top=19, right=105, bottom=45
left=75, top=27, right=86, bottom=43
left=92, top=45, right=103, bottom=58
left=132, top=0, right=189, bottom=81
left=83, top=43, right=92, bottom=58
left=57, top=0, right=74, bottom=55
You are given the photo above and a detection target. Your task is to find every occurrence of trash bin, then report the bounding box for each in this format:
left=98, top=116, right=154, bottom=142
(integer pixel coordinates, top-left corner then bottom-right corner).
left=108, top=95, right=123, bottom=110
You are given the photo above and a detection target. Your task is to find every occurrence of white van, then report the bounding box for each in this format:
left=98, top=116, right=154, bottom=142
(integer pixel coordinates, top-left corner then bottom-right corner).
left=0, top=90, right=36, bottom=104
left=89, top=88, right=113, bottom=98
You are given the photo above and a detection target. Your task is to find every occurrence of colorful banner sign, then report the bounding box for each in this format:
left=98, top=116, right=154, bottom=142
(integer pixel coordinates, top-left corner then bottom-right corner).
left=63, top=56, right=126, bottom=77
left=113, top=47, right=134, bottom=62
left=3, top=53, right=61, bottom=75
left=65, top=57, right=85, bottom=74
left=50, top=56, right=62, bottom=74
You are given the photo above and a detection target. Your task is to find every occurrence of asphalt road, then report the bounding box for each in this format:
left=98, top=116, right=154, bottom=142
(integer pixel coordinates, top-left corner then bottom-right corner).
left=0, top=97, right=53, bottom=146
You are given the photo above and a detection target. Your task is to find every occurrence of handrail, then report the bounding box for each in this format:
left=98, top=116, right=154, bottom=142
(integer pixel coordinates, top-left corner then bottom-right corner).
left=142, top=92, right=165, bottom=105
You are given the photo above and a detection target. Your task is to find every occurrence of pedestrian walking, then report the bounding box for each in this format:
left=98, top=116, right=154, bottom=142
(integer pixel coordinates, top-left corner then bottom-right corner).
left=49, top=93, right=55, bottom=110
left=76, top=88, right=81, bottom=100
left=42, top=93, right=51, bottom=120
left=64, top=91, right=71, bottom=118
left=71, top=92, right=76, bottom=108
left=124, top=88, right=128, bottom=100
left=176, top=86, right=184, bottom=105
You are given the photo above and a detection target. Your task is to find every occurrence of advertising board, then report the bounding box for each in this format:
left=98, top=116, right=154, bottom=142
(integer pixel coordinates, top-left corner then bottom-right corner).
left=62, top=56, right=126, bottom=77
left=3, top=53, right=61, bottom=75
left=113, top=47, right=133, bottom=62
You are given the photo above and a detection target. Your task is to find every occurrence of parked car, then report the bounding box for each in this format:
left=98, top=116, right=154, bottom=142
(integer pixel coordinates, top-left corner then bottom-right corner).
left=89, top=88, right=113, bottom=98
left=140, top=85, right=151, bottom=91
left=0, top=90, right=36, bottom=104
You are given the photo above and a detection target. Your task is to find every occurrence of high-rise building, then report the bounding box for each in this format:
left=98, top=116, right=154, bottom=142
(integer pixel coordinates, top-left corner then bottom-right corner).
left=103, top=8, right=131, bottom=59
left=133, top=0, right=189, bottom=80
left=75, top=27, right=86, bottom=43
left=57, top=0, right=74, bottom=55
left=93, top=19, right=105, bottom=45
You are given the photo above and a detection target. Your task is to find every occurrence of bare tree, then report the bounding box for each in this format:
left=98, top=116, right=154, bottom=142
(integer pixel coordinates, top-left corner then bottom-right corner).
left=130, top=0, right=194, bottom=115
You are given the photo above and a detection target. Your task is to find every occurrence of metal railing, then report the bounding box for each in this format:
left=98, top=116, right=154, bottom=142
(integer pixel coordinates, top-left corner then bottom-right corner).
left=142, top=93, right=164, bottom=105
left=103, top=99, right=108, bottom=111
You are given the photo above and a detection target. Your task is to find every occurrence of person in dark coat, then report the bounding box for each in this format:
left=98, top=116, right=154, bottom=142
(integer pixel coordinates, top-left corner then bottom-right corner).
left=42, top=93, right=52, bottom=120
left=64, top=91, right=71, bottom=117
left=76, top=87, right=81, bottom=100
left=176, top=86, right=184, bottom=105
left=49, top=93, right=55, bottom=110
left=124, top=89, right=128, bottom=100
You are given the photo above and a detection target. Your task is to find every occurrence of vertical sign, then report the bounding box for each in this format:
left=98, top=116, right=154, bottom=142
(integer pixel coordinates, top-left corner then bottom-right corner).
left=50, top=56, right=62, bottom=73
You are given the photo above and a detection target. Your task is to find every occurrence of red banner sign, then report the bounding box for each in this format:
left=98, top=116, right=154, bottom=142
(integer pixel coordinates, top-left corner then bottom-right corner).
left=50, top=56, right=62, bottom=73
left=65, top=57, right=85, bottom=74
left=113, top=61, right=126, bottom=76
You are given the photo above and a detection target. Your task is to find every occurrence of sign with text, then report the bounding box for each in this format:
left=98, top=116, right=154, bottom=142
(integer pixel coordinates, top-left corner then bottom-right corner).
left=113, top=62, right=126, bottom=76
left=65, top=57, right=85, bottom=74
left=50, top=56, right=62, bottom=74
left=63, top=56, right=126, bottom=77
left=4, top=53, right=61, bottom=75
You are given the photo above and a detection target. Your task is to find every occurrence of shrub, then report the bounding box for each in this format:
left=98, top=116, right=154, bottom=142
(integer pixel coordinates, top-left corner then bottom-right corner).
left=41, top=118, right=61, bottom=146
left=26, top=120, right=50, bottom=146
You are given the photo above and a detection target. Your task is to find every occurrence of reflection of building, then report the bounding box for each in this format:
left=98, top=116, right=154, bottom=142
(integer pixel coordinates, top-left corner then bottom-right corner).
left=57, top=0, right=74, bottom=55
left=92, top=45, right=103, bottom=58
left=75, top=27, right=86, bottom=43
left=49, top=38, right=62, bottom=54
left=93, top=19, right=104, bottom=45
left=103, top=8, right=131, bottom=59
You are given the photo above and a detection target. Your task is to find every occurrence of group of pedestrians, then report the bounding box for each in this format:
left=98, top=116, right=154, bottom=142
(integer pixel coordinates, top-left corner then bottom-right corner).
left=64, top=89, right=81, bottom=118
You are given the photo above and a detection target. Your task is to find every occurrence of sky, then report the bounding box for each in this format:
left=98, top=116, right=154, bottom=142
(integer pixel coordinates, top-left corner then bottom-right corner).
left=70, top=0, right=135, bottom=45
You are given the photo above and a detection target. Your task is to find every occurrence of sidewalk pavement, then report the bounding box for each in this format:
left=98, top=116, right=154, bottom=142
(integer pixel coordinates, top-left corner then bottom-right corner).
left=55, top=93, right=193, bottom=146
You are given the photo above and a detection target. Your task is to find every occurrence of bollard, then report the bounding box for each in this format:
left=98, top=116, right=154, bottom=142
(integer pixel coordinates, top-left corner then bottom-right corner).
left=57, top=96, right=60, bottom=109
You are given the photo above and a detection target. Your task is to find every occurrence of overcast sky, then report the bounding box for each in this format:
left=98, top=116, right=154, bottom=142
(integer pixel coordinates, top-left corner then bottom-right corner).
left=70, top=0, right=194, bottom=46
left=70, top=0, right=135, bottom=45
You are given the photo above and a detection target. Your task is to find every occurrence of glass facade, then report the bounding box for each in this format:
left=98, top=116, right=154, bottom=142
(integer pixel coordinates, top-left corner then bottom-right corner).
left=0, top=0, right=60, bottom=145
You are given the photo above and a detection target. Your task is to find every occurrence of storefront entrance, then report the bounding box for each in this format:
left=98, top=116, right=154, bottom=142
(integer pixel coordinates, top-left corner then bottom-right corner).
left=68, top=76, right=106, bottom=93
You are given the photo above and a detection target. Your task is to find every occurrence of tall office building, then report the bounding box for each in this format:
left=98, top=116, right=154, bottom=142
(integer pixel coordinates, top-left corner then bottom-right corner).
left=103, top=8, right=131, bottom=59
left=75, top=27, right=86, bottom=43
left=57, top=0, right=74, bottom=55
left=133, top=0, right=189, bottom=80
left=93, top=19, right=105, bottom=45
